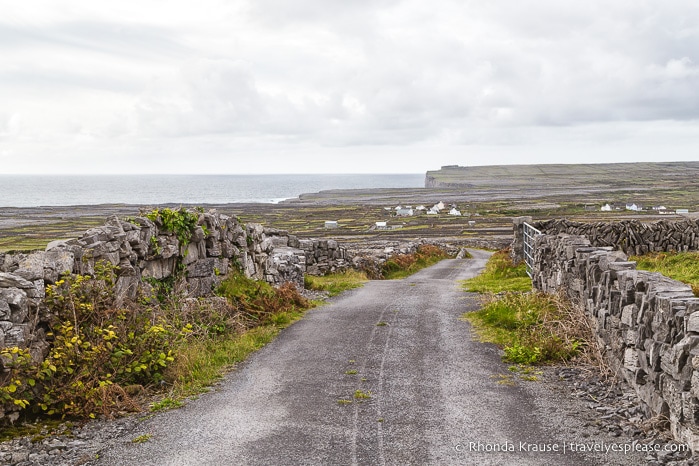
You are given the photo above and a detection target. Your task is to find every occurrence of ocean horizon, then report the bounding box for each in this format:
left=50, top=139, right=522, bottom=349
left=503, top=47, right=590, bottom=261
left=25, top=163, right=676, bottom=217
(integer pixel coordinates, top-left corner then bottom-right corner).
left=0, top=174, right=425, bottom=208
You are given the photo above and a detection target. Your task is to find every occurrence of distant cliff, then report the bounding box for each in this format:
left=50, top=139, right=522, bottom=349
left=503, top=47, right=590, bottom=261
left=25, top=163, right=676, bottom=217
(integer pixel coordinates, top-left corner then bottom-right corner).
left=424, top=165, right=469, bottom=188
left=424, top=161, right=699, bottom=189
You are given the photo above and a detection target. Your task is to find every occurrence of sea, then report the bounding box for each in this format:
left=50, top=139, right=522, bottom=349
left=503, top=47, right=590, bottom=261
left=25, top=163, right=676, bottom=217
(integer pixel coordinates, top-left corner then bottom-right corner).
left=0, top=174, right=425, bottom=208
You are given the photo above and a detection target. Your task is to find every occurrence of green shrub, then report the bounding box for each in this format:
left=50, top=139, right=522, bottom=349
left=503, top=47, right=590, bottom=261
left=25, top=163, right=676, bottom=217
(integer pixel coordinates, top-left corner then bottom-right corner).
left=0, top=262, right=183, bottom=420
left=216, top=271, right=308, bottom=325
left=144, top=208, right=199, bottom=248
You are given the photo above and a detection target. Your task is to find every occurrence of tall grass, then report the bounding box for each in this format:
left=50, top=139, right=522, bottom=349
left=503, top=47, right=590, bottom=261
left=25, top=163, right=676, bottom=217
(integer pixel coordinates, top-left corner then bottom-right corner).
left=462, top=249, right=531, bottom=293
left=304, top=270, right=369, bottom=296
left=464, top=292, right=587, bottom=364
left=631, top=251, right=699, bottom=296
left=462, top=249, right=601, bottom=367
left=381, top=244, right=452, bottom=279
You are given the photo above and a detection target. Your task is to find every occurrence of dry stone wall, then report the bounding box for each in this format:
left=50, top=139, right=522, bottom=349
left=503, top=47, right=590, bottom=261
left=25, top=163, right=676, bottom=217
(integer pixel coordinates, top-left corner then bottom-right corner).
left=532, top=233, right=699, bottom=451
left=0, top=211, right=308, bottom=352
left=534, top=218, right=699, bottom=256
left=0, top=210, right=448, bottom=356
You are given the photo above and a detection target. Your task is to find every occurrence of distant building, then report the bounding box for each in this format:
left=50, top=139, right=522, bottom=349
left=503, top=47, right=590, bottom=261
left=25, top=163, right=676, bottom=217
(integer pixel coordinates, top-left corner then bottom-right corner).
left=652, top=206, right=667, bottom=211
left=426, top=208, right=439, bottom=215
left=324, top=221, right=338, bottom=229
left=601, top=203, right=613, bottom=212
left=676, top=209, right=689, bottom=214
left=626, top=203, right=643, bottom=211
left=375, top=221, right=388, bottom=230
left=448, top=208, right=462, bottom=216
left=396, top=208, right=414, bottom=217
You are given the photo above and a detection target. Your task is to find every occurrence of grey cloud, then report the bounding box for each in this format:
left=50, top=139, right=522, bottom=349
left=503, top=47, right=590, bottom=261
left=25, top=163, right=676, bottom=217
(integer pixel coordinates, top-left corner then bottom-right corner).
left=5, top=0, right=699, bottom=173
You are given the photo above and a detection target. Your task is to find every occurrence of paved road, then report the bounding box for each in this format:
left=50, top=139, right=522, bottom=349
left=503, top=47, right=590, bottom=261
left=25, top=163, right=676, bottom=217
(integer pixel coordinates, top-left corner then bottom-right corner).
left=97, top=251, right=634, bottom=465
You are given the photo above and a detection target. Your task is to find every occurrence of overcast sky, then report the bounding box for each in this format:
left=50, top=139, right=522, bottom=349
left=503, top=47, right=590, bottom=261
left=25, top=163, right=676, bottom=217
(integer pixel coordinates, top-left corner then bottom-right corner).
left=2, top=1, right=699, bottom=174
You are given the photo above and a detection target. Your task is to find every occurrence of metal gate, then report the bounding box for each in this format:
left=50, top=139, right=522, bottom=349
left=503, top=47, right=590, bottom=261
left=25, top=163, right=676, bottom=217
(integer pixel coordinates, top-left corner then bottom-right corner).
left=523, top=222, right=542, bottom=278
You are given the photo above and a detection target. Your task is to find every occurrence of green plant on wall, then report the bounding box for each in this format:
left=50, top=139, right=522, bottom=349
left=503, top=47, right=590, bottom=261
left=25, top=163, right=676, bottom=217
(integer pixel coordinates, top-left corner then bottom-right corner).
left=145, top=208, right=199, bottom=248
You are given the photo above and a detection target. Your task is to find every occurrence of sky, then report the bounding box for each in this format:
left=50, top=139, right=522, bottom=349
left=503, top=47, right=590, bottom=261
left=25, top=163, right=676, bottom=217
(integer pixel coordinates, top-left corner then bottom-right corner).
left=2, top=0, right=699, bottom=174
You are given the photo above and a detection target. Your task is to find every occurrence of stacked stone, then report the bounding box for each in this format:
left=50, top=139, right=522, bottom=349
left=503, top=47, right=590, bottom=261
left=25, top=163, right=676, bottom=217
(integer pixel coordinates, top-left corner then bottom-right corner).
left=296, top=239, right=348, bottom=276
left=533, top=233, right=699, bottom=452
left=0, top=211, right=310, bottom=346
left=262, top=228, right=306, bottom=289
left=534, top=218, right=699, bottom=256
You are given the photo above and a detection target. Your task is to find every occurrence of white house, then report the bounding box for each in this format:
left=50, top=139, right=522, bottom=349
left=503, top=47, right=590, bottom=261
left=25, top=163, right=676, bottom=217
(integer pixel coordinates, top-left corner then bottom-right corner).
left=324, top=221, right=338, bottom=229
left=448, top=208, right=462, bottom=216
left=375, top=221, right=388, bottom=230
left=626, top=203, right=643, bottom=211
left=396, top=208, right=414, bottom=217
left=601, top=204, right=613, bottom=212
left=426, top=208, right=439, bottom=215
left=676, top=209, right=689, bottom=214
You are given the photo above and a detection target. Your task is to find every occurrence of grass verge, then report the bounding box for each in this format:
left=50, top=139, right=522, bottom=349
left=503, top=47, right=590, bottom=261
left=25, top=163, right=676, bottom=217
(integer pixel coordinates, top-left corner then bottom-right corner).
left=463, top=292, right=587, bottom=364
left=165, top=308, right=304, bottom=398
left=381, top=244, right=452, bottom=279
left=631, top=251, right=699, bottom=296
left=304, top=270, right=369, bottom=296
left=462, top=249, right=602, bottom=367
left=461, top=249, right=531, bottom=293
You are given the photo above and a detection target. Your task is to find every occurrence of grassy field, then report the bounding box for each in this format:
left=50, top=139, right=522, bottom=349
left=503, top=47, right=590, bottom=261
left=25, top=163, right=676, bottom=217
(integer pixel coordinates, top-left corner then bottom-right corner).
left=631, top=252, right=699, bottom=296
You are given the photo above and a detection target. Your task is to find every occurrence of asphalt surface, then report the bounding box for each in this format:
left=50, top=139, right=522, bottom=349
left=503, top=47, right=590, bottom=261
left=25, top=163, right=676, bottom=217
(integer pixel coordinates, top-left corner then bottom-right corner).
left=96, top=251, right=644, bottom=465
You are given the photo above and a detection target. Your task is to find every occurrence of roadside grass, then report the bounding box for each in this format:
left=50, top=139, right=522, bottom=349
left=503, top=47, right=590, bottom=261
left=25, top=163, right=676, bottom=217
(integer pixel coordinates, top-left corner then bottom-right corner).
left=631, top=251, right=699, bottom=296
left=164, top=276, right=310, bottom=399
left=463, top=292, right=586, bottom=365
left=462, top=250, right=600, bottom=366
left=165, top=314, right=302, bottom=398
left=461, top=249, right=531, bottom=293
left=381, top=244, right=453, bottom=280
left=304, top=270, right=369, bottom=296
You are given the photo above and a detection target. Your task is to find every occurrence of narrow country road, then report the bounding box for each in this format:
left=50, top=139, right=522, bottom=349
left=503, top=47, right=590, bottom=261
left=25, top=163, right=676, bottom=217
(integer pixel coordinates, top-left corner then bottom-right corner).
left=96, top=250, right=642, bottom=465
